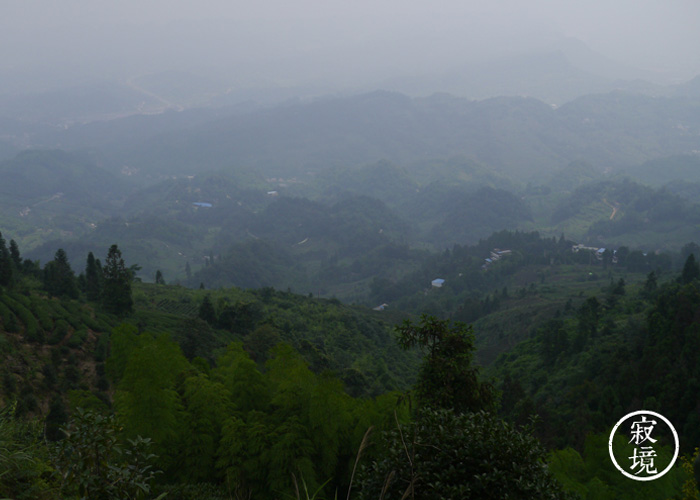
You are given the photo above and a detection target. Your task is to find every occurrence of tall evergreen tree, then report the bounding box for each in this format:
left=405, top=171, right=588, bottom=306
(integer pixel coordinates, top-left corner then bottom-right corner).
left=643, top=270, right=658, bottom=298
left=0, top=232, right=13, bottom=288
left=44, top=248, right=78, bottom=298
left=102, top=244, right=133, bottom=315
left=8, top=239, right=21, bottom=269
left=85, top=252, right=102, bottom=301
left=155, top=270, right=165, bottom=285
left=128, top=264, right=142, bottom=283
left=198, top=295, right=217, bottom=325
left=395, top=315, right=496, bottom=413
left=681, top=242, right=700, bottom=266
left=681, top=253, right=700, bottom=284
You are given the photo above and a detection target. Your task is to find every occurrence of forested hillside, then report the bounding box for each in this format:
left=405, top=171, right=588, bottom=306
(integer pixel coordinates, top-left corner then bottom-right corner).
left=1, top=231, right=600, bottom=499
left=2, top=84, right=700, bottom=499
left=4, top=4, right=700, bottom=497
left=4, top=86, right=700, bottom=186
left=68, top=90, right=700, bottom=182
left=7, top=146, right=698, bottom=306
left=3, top=228, right=700, bottom=498
left=0, top=235, right=425, bottom=498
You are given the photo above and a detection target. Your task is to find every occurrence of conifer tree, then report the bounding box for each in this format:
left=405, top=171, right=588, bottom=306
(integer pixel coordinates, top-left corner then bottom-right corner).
left=643, top=270, right=658, bottom=297
left=0, top=232, right=13, bottom=288
left=85, top=252, right=102, bottom=301
left=681, top=253, right=700, bottom=284
left=8, top=239, right=21, bottom=269
left=128, top=264, right=142, bottom=283
left=198, top=295, right=217, bottom=325
left=102, top=244, right=133, bottom=315
left=395, top=315, right=496, bottom=413
left=155, top=269, right=165, bottom=285
left=44, top=248, right=78, bottom=298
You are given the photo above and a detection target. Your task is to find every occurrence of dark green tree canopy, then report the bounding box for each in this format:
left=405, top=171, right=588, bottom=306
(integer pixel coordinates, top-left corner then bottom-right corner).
left=681, top=253, right=700, bottom=284
left=198, top=294, right=217, bottom=325
left=85, top=251, right=102, bottom=301
left=357, top=408, right=574, bottom=500
left=102, top=244, right=133, bottom=315
left=44, top=248, right=79, bottom=298
left=396, top=315, right=495, bottom=413
left=8, top=239, right=21, bottom=269
left=0, top=231, right=13, bottom=288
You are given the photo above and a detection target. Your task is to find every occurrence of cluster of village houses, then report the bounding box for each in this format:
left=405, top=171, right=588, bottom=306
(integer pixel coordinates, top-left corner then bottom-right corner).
left=373, top=248, right=513, bottom=311
left=571, top=244, right=618, bottom=263
left=481, top=248, right=512, bottom=270
left=372, top=244, right=622, bottom=311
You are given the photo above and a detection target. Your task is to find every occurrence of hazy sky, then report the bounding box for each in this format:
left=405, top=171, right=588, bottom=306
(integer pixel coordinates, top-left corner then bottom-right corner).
left=2, top=0, right=699, bottom=91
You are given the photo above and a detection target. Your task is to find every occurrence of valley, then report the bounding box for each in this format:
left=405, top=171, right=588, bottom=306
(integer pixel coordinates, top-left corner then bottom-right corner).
left=2, top=69, right=700, bottom=498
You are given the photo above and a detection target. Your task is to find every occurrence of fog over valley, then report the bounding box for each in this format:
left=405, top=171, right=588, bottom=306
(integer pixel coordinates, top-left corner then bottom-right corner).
left=2, top=0, right=700, bottom=101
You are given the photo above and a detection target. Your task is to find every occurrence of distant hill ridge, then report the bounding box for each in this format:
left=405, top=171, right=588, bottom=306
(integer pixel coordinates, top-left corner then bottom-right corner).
left=84, top=88, right=700, bottom=182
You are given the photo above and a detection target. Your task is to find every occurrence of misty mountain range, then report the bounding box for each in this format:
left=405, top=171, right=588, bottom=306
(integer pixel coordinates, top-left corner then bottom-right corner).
left=8, top=83, right=698, bottom=184
left=2, top=36, right=700, bottom=288
left=1, top=37, right=697, bottom=126
left=0, top=36, right=698, bottom=183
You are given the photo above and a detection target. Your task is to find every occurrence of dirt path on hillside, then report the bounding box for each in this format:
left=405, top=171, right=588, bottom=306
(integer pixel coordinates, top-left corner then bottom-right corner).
left=602, top=198, right=619, bottom=220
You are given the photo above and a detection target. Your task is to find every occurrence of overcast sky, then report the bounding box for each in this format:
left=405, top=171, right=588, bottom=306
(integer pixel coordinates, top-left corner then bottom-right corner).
left=2, top=0, right=699, bottom=92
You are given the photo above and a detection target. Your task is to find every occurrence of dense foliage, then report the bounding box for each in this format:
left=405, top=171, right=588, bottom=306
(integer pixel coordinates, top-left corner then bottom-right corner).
left=492, top=255, right=700, bottom=459
left=102, top=244, right=133, bottom=315
left=358, top=408, right=575, bottom=500
left=1, top=227, right=699, bottom=497
left=359, top=317, right=570, bottom=499
left=5, top=78, right=700, bottom=498
left=396, top=315, right=496, bottom=413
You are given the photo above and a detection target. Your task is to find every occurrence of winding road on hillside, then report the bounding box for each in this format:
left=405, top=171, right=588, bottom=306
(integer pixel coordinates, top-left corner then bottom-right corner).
left=602, top=198, right=619, bottom=220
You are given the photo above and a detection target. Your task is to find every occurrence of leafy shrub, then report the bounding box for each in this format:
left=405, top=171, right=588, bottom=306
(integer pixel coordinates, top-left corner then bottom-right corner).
left=67, top=328, right=88, bottom=349
left=52, top=409, right=162, bottom=500
left=94, top=333, right=110, bottom=362
left=0, top=332, right=11, bottom=356
left=4, top=295, right=42, bottom=342
left=41, top=364, right=58, bottom=389
left=81, top=314, right=101, bottom=331
left=154, top=482, right=229, bottom=500
left=29, top=298, right=53, bottom=331
left=0, top=299, right=19, bottom=333
left=2, top=371, right=16, bottom=395
left=11, top=292, right=31, bottom=309
left=0, top=403, right=55, bottom=499
left=357, top=408, right=574, bottom=500
left=95, top=313, right=114, bottom=332
left=15, top=389, right=38, bottom=418
left=48, top=319, right=70, bottom=345
left=60, top=300, right=83, bottom=329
